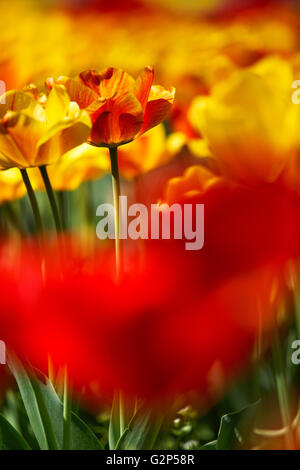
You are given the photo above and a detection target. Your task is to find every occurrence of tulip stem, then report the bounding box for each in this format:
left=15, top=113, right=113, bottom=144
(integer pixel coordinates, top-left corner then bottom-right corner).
left=109, top=146, right=122, bottom=280
left=62, top=367, right=72, bottom=450
left=39, top=165, right=63, bottom=234
left=20, top=168, right=44, bottom=236
left=109, top=147, right=126, bottom=435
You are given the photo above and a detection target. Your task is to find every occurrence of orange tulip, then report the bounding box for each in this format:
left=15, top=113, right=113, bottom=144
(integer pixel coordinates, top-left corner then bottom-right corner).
left=164, top=164, right=220, bottom=204
left=50, top=67, right=175, bottom=147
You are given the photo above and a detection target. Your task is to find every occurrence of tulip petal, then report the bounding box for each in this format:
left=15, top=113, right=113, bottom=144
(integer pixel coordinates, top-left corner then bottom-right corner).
left=56, top=76, right=98, bottom=109
left=1, top=112, right=46, bottom=167
left=78, top=70, right=102, bottom=94
left=100, top=68, right=135, bottom=98
left=90, top=92, right=143, bottom=146
left=80, top=68, right=136, bottom=101
left=36, top=111, right=91, bottom=166
left=0, top=125, right=30, bottom=169
left=138, top=86, right=175, bottom=136
left=46, top=144, right=109, bottom=191
left=45, top=85, right=70, bottom=126
left=0, top=90, right=46, bottom=122
left=134, top=66, right=154, bottom=112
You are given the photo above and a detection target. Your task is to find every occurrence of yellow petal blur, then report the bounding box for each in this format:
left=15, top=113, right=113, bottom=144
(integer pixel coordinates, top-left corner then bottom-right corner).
left=0, top=168, right=26, bottom=204
left=118, top=124, right=172, bottom=179
left=189, top=56, right=300, bottom=184
left=30, top=143, right=109, bottom=192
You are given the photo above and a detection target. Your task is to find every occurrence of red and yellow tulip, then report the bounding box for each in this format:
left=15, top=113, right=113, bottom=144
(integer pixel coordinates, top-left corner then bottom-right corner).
left=51, top=67, right=175, bottom=147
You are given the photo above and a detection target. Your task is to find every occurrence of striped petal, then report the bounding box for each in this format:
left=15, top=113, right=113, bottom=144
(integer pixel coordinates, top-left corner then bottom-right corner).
left=138, top=86, right=175, bottom=136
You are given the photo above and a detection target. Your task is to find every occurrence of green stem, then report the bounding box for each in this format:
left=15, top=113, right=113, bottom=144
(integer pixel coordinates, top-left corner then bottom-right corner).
left=20, top=168, right=44, bottom=236
left=39, top=165, right=63, bottom=234
left=109, top=147, right=127, bottom=441
left=272, top=322, right=295, bottom=449
left=62, top=367, right=72, bottom=450
left=109, top=146, right=122, bottom=280
left=57, top=191, right=67, bottom=231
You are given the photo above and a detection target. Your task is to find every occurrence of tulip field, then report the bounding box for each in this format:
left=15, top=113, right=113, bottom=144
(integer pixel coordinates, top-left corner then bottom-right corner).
left=1, top=0, right=300, bottom=453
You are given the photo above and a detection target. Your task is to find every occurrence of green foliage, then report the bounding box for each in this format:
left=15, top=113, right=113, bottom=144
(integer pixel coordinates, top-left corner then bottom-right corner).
left=0, top=414, right=30, bottom=450
left=7, top=355, right=103, bottom=450
left=116, top=405, right=163, bottom=450
left=200, top=401, right=260, bottom=450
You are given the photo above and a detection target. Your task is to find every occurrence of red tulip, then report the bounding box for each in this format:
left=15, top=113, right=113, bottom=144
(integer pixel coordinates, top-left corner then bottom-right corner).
left=51, top=67, right=175, bottom=147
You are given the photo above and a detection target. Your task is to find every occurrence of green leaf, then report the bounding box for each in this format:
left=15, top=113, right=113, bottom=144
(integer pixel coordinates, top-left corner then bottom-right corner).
left=200, top=440, right=217, bottom=450
left=0, top=414, right=30, bottom=450
left=8, top=355, right=103, bottom=450
left=37, top=377, right=104, bottom=450
left=8, top=354, right=50, bottom=450
left=2, top=389, right=40, bottom=449
left=108, top=392, right=136, bottom=450
left=116, top=405, right=163, bottom=450
left=108, top=392, right=121, bottom=450
left=216, top=400, right=260, bottom=450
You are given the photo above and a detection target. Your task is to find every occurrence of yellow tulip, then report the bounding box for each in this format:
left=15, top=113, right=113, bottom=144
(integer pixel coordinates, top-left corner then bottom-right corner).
left=0, top=85, right=91, bottom=170
left=189, top=57, right=300, bottom=184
